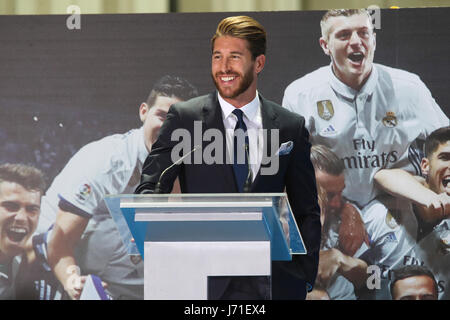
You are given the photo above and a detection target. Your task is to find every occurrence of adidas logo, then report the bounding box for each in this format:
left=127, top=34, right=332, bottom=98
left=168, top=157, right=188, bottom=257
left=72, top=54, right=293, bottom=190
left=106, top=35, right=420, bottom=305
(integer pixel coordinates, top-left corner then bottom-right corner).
left=320, top=124, right=338, bottom=136
left=384, top=232, right=398, bottom=243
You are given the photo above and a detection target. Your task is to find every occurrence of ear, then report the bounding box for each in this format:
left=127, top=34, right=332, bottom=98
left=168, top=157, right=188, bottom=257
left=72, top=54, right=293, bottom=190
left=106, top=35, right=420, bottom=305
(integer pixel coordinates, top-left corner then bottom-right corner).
left=139, top=103, right=149, bottom=123
left=254, top=54, right=266, bottom=74
left=319, top=37, right=330, bottom=56
left=421, top=157, right=430, bottom=177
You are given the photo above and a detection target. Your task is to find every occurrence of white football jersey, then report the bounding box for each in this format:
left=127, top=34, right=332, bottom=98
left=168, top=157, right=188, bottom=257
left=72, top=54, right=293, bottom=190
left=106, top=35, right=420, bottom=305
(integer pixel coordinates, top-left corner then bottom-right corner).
left=283, top=64, right=449, bottom=207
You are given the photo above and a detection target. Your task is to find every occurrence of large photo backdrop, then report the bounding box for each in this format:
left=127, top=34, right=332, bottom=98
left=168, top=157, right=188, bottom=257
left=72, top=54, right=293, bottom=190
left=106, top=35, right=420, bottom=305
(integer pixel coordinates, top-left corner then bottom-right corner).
left=0, top=8, right=448, bottom=184
left=0, top=8, right=448, bottom=300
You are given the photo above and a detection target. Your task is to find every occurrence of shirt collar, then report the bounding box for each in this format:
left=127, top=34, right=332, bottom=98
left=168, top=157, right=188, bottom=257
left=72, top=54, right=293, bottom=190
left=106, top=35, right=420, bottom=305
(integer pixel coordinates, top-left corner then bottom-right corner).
left=328, top=63, right=378, bottom=99
left=217, top=91, right=260, bottom=123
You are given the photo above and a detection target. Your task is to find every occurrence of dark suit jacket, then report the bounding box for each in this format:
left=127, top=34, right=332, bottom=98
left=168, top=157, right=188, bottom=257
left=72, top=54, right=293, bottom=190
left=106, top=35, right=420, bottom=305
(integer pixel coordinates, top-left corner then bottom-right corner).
left=135, top=92, right=321, bottom=299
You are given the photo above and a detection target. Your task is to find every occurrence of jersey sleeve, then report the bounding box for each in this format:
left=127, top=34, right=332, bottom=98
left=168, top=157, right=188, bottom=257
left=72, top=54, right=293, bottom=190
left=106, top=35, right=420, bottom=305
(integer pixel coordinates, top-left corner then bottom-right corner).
left=282, top=80, right=316, bottom=136
left=282, top=82, right=299, bottom=114
left=403, top=74, right=449, bottom=137
left=55, top=141, right=122, bottom=218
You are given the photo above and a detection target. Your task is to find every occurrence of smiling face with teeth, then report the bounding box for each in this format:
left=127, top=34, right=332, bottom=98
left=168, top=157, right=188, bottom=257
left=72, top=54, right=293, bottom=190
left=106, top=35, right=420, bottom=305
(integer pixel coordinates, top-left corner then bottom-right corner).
left=421, top=141, right=450, bottom=196
left=0, top=181, right=41, bottom=262
left=319, top=13, right=376, bottom=91
left=211, top=36, right=265, bottom=108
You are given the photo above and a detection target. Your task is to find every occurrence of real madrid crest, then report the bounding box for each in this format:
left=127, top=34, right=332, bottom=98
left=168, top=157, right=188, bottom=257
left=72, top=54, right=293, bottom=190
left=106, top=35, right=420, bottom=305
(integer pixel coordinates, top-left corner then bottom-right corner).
left=382, top=111, right=398, bottom=128
left=317, top=100, right=334, bottom=120
left=385, top=210, right=399, bottom=229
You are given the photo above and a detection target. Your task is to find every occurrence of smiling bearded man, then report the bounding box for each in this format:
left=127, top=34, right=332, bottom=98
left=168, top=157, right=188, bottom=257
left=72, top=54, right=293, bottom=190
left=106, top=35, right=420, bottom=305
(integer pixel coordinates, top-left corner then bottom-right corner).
left=136, top=15, right=321, bottom=300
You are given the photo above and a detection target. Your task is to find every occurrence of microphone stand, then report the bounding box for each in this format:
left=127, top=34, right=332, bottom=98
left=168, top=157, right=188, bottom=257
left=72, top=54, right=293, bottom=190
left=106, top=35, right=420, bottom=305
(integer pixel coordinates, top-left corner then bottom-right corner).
left=154, top=145, right=199, bottom=194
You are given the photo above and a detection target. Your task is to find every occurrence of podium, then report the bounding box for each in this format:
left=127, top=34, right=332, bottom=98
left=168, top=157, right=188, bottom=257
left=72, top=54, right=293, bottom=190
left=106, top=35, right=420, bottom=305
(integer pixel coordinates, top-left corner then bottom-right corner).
left=104, top=193, right=306, bottom=300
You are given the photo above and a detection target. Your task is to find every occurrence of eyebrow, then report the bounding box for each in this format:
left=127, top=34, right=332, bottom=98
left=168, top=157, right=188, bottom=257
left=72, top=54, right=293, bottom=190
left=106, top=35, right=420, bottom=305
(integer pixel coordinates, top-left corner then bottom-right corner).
left=335, top=26, right=370, bottom=34
left=212, top=50, right=244, bottom=55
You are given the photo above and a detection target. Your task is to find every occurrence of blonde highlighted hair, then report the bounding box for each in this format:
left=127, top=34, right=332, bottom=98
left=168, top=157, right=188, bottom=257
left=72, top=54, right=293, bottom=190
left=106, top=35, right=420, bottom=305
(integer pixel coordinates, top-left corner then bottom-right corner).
left=211, top=15, right=266, bottom=60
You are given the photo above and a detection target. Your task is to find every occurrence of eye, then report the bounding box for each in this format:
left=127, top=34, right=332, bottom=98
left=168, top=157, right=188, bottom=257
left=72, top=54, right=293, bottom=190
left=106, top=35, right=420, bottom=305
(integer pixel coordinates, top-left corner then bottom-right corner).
left=327, top=192, right=336, bottom=200
left=155, top=110, right=167, bottom=120
left=1, top=201, right=20, bottom=212
left=26, top=205, right=40, bottom=216
left=336, top=31, right=351, bottom=39
left=438, top=153, right=450, bottom=161
left=358, top=30, right=370, bottom=38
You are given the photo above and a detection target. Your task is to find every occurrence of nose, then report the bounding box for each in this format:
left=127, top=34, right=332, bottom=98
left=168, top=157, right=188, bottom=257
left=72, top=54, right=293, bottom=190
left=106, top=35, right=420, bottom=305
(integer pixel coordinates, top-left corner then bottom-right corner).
left=349, top=31, right=362, bottom=46
left=328, top=194, right=342, bottom=211
left=14, top=207, right=28, bottom=223
left=218, top=57, right=232, bottom=73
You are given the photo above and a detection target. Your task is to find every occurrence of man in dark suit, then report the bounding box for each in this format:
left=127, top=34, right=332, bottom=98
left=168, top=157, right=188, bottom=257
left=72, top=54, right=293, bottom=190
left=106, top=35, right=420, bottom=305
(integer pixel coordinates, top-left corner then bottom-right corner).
left=135, top=15, right=321, bottom=300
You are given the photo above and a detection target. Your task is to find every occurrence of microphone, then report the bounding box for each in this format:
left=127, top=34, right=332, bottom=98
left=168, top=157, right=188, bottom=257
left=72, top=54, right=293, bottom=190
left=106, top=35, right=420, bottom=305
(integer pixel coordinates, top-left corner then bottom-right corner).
left=154, top=145, right=200, bottom=194
left=243, top=143, right=253, bottom=193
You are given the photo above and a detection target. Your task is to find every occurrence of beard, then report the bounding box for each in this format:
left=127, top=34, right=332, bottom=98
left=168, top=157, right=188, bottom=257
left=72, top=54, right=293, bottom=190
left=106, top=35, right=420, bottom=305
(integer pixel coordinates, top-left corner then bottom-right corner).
left=211, top=65, right=254, bottom=100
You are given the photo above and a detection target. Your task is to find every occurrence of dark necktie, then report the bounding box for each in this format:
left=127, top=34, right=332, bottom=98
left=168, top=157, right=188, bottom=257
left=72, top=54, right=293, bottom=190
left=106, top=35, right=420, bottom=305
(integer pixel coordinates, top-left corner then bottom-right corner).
left=232, top=109, right=251, bottom=192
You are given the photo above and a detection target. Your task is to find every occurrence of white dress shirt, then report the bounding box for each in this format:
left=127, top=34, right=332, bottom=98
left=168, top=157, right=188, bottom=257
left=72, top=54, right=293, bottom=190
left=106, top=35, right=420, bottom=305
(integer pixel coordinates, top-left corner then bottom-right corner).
left=218, top=91, right=263, bottom=182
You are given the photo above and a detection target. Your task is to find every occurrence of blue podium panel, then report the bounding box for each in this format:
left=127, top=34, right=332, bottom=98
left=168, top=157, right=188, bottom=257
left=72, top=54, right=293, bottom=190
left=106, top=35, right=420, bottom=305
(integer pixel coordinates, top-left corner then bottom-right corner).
left=104, top=193, right=306, bottom=261
left=103, top=196, right=140, bottom=255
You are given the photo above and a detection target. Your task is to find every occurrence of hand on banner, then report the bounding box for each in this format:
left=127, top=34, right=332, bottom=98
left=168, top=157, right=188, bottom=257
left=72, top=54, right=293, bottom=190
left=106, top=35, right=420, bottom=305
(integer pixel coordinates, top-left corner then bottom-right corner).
left=65, top=266, right=108, bottom=300
left=421, top=192, right=450, bottom=221
left=316, top=248, right=342, bottom=288
left=317, top=248, right=368, bottom=290
left=65, top=270, right=86, bottom=300
left=338, top=202, right=370, bottom=257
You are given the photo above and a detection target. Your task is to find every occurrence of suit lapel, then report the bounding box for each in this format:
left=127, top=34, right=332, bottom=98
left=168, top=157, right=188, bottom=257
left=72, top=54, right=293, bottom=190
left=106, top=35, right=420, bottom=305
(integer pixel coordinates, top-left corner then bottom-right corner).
left=252, top=95, right=279, bottom=189
left=202, top=92, right=237, bottom=192
left=202, top=92, right=227, bottom=137
left=260, top=95, right=279, bottom=153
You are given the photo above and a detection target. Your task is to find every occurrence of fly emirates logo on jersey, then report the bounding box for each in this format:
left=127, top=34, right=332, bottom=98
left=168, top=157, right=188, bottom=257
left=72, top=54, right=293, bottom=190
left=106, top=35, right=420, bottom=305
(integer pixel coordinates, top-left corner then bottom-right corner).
left=342, top=138, right=399, bottom=169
